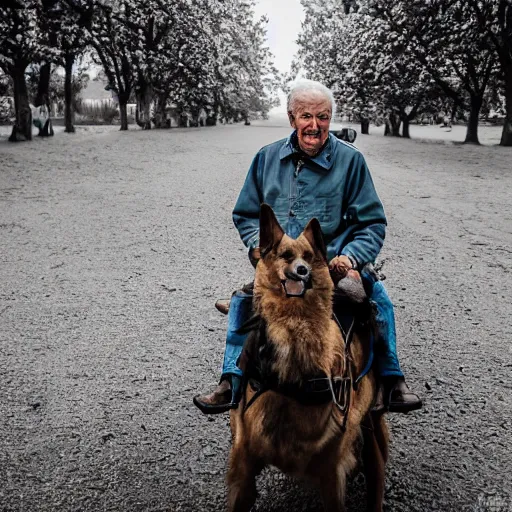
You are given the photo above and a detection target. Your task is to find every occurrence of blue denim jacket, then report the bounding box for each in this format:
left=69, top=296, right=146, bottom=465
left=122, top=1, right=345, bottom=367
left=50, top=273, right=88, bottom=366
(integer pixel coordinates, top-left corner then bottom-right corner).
left=232, top=131, right=387, bottom=266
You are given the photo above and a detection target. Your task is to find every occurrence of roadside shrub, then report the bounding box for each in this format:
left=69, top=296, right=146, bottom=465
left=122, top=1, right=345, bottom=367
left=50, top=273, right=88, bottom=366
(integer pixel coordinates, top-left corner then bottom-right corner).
left=75, top=99, right=119, bottom=125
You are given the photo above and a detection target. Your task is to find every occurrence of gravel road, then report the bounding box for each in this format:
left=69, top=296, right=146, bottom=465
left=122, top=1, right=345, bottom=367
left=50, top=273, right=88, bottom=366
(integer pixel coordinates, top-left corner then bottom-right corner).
left=1, top=121, right=511, bottom=512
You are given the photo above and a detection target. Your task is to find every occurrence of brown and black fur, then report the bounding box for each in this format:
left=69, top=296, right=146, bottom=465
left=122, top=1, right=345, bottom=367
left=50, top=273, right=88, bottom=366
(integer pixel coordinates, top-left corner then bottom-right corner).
left=227, top=204, right=389, bottom=512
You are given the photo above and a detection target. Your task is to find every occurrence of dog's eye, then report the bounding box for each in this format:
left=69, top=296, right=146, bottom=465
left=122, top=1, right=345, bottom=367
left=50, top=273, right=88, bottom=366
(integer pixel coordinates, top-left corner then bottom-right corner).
left=279, top=249, right=295, bottom=261
left=302, top=250, right=314, bottom=263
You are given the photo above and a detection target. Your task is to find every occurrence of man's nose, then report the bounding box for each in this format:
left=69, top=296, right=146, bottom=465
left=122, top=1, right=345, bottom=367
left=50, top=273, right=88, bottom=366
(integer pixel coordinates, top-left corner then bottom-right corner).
left=310, top=117, right=318, bottom=131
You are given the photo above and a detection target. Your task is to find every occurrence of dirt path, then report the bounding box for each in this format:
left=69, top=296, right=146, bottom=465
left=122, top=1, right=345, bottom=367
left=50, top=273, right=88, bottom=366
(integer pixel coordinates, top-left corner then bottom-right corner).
left=1, top=123, right=511, bottom=511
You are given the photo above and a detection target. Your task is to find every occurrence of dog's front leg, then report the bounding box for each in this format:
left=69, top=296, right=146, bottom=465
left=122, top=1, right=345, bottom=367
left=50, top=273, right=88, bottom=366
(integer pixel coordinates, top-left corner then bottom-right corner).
left=319, top=471, right=347, bottom=512
left=226, top=443, right=260, bottom=512
left=362, top=413, right=388, bottom=512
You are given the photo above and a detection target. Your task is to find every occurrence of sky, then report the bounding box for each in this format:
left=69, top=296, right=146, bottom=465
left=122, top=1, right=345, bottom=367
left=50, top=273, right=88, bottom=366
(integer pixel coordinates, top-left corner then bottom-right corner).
left=253, top=0, right=305, bottom=75
left=253, top=0, right=305, bottom=112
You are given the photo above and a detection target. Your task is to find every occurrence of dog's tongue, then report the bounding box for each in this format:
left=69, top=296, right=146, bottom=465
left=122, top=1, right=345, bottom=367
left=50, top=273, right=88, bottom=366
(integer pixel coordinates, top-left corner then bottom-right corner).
left=284, top=279, right=305, bottom=296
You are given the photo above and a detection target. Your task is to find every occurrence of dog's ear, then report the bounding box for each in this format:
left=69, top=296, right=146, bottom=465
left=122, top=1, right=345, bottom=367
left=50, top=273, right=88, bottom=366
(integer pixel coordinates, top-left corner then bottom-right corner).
left=303, top=217, right=327, bottom=262
left=259, top=203, right=285, bottom=257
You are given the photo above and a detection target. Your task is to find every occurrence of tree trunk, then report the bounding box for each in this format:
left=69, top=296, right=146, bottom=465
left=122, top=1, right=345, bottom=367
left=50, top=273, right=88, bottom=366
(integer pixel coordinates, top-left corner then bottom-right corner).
left=402, top=118, right=410, bottom=138
left=390, top=114, right=401, bottom=136
left=152, top=93, right=169, bottom=128
left=119, top=101, right=128, bottom=130
left=450, top=102, right=458, bottom=126
left=360, top=119, right=369, bottom=135
left=400, top=101, right=421, bottom=140
left=464, top=94, right=482, bottom=144
left=384, top=121, right=391, bottom=136
left=34, top=62, right=54, bottom=137
left=499, top=55, right=512, bottom=146
left=500, top=104, right=512, bottom=146
left=178, top=113, right=188, bottom=127
left=135, top=84, right=152, bottom=130
left=64, top=53, right=75, bottom=133
left=34, top=63, right=52, bottom=136
left=9, top=64, right=32, bottom=142
left=207, top=101, right=219, bottom=126
left=189, top=112, right=199, bottom=128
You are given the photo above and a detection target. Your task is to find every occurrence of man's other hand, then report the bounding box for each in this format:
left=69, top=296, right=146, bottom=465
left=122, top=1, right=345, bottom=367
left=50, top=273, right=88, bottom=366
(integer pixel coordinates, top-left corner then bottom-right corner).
left=329, top=255, right=353, bottom=282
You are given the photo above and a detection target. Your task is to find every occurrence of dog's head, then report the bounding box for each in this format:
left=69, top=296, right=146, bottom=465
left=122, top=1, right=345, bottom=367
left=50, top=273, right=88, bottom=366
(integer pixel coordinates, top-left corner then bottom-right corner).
left=254, top=204, right=333, bottom=309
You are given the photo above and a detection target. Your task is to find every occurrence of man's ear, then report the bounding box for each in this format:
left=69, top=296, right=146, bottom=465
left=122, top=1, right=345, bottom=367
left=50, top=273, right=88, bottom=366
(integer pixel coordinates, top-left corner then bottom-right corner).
left=259, top=203, right=285, bottom=257
left=288, top=111, right=296, bottom=129
left=303, top=217, right=327, bottom=262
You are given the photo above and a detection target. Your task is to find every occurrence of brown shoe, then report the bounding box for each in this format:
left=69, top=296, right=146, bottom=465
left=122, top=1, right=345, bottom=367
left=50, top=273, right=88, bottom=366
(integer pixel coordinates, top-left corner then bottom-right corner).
left=387, top=377, right=422, bottom=413
left=373, top=377, right=422, bottom=413
left=193, top=378, right=239, bottom=414
left=215, top=299, right=230, bottom=315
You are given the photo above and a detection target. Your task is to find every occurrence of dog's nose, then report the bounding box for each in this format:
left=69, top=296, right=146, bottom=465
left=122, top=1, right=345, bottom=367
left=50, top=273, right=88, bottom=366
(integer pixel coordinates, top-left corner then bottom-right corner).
left=296, top=264, right=309, bottom=276
left=293, top=260, right=311, bottom=280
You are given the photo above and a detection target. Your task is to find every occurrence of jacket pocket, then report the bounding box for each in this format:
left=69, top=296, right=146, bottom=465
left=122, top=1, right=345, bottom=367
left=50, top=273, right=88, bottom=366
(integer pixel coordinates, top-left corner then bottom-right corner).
left=314, top=192, right=341, bottom=224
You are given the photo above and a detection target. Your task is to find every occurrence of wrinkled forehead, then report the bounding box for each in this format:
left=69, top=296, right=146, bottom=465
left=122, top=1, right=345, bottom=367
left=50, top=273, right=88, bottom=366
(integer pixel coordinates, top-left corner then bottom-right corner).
left=291, top=91, right=332, bottom=116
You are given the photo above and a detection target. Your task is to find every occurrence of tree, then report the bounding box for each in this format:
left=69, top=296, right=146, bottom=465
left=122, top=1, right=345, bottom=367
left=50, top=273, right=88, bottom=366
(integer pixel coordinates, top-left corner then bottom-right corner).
left=32, top=0, right=61, bottom=136
left=0, top=4, right=45, bottom=141
left=217, top=1, right=280, bottom=122
left=114, top=0, right=176, bottom=130
left=296, top=0, right=505, bottom=145
left=469, top=0, right=512, bottom=146
left=295, top=1, right=362, bottom=124
left=58, top=0, right=279, bottom=132
left=369, top=0, right=497, bottom=144
left=55, top=1, right=90, bottom=133
left=348, top=9, right=440, bottom=138
left=296, top=1, right=402, bottom=135
left=151, top=0, right=279, bottom=128
left=65, top=0, right=135, bottom=130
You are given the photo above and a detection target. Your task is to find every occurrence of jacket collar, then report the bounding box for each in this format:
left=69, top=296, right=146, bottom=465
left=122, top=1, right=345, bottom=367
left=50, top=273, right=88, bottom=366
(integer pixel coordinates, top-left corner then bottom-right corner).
left=279, top=130, right=336, bottom=171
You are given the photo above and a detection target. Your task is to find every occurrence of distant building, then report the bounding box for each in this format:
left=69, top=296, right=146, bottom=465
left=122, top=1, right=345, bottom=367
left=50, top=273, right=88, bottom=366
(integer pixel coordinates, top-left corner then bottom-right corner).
left=79, top=77, right=136, bottom=116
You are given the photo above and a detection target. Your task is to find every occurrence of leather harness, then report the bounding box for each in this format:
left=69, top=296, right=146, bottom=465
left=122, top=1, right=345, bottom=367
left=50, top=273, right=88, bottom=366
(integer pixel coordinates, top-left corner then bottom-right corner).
left=240, top=312, right=372, bottom=431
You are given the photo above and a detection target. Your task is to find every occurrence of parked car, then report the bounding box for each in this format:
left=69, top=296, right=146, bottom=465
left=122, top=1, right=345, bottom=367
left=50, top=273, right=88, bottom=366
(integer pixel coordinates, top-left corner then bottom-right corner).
left=330, top=127, right=357, bottom=143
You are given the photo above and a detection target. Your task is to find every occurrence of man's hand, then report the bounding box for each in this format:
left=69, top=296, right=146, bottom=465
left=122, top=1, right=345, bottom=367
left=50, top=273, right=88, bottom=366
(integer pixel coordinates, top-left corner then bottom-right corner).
left=329, top=255, right=353, bottom=282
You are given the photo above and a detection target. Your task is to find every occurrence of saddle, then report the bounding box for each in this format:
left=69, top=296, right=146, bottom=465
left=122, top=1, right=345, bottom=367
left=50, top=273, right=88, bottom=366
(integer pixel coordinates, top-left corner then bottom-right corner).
left=235, top=270, right=377, bottom=417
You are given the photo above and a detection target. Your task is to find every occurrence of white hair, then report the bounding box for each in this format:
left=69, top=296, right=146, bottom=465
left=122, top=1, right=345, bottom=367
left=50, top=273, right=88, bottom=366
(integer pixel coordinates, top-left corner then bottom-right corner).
left=287, top=79, right=336, bottom=119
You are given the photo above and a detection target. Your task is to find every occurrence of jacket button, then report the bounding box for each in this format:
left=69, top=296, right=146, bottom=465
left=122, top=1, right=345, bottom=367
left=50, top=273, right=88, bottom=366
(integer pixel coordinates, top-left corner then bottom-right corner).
left=289, top=210, right=295, bottom=217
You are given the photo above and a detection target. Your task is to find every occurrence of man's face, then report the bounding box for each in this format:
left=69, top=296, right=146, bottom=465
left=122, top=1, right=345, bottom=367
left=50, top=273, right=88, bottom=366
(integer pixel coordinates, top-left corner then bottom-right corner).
left=288, top=92, right=332, bottom=156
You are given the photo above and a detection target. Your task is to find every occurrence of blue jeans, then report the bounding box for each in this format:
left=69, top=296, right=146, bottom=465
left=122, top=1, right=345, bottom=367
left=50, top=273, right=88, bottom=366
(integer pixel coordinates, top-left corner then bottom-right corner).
left=370, top=281, right=403, bottom=377
left=220, top=281, right=403, bottom=379
left=221, top=290, right=253, bottom=379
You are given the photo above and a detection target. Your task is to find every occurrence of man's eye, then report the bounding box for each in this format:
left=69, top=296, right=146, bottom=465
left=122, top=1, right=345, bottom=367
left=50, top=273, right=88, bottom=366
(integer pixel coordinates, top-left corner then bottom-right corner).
left=301, top=114, right=311, bottom=119
left=318, top=116, right=329, bottom=121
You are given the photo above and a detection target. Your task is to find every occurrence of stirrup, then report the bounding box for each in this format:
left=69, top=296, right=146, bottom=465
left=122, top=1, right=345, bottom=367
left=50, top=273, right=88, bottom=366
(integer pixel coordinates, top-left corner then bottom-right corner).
left=193, top=375, right=241, bottom=414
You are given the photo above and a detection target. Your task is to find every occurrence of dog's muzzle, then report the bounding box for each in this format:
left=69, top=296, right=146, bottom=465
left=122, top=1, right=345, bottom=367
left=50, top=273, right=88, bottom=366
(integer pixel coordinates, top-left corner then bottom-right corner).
left=282, top=261, right=311, bottom=298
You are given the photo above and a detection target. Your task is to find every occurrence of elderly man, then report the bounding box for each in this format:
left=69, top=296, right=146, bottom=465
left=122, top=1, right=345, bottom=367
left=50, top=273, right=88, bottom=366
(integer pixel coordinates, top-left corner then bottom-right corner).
left=193, top=79, right=421, bottom=414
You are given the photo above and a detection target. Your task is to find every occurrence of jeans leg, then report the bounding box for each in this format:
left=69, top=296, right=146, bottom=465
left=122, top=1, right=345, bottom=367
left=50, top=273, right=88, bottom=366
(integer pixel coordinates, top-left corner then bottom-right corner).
left=221, top=290, right=253, bottom=379
left=371, top=281, right=404, bottom=378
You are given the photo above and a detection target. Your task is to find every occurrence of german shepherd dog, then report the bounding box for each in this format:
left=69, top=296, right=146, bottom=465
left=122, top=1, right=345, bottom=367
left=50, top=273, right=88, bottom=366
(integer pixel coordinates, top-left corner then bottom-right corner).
left=227, top=204, right=388, bottom=512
